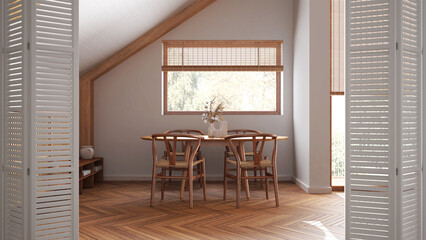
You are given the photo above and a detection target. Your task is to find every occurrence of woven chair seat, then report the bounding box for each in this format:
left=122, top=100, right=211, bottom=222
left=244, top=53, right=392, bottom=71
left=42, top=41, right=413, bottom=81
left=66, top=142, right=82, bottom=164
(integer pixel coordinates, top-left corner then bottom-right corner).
left=157, top=158, right=204, bottom=168
left=226, top=158, right=272, bottom=168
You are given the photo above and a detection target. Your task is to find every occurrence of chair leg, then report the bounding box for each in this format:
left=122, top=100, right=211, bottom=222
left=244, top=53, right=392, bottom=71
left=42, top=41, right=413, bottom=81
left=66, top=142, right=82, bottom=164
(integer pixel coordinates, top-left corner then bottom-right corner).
left=161, top=168, right=166, bottom=200
left=243, top=170, right=250, bottom=199
left=202, top=162, right=207, bottom=201
left=150, top=165, right=157, bottom=207
left=254, top=168, right=257, bottom=183
left=180, top=171, right=187, bottom=200
left=265, top=168, right=269, bottom=200
left=272, top=165, right=280, bottom=207
left=223, top=156, right=228, bottom=200
left=189, top=167, right=194, bottom=209
left=260, top=168, right=264, bottom=189
left=197, top=164, right=203, bottom=188
left=169, top=170, right=172, bottom=184
left=236, top=167, right=241, bottom=208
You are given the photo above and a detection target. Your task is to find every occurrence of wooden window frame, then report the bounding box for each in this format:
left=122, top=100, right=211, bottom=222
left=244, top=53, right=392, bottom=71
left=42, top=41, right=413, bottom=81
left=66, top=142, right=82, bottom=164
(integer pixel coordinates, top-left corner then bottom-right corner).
left=162, top=40, right=283, bottom=115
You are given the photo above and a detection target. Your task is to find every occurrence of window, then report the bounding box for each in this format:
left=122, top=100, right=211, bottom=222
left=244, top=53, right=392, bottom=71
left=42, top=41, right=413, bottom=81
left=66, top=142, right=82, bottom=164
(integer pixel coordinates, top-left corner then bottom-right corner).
left=162, top=40, right=283, bottom=114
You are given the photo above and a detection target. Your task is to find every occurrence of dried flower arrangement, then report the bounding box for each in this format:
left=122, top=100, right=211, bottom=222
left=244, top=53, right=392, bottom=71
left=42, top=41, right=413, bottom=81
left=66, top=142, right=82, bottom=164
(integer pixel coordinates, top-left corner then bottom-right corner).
left=202, top=98, right=224, bottom=123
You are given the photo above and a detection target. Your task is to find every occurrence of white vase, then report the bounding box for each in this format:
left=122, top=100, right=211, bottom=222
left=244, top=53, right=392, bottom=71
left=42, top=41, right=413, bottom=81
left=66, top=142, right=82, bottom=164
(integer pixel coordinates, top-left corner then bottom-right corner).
left=212, top=120, right=227, bottom=137
left=207, top=122, right=216, bottom=137
left=220, top=120, right=228, bottom=137
left=80, top=145, right=94, bottom=159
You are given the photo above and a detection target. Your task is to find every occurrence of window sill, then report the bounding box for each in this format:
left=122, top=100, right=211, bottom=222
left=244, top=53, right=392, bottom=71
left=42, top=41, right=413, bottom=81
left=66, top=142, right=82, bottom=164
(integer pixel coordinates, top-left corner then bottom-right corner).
left=164, top=111, right=281, bottom=115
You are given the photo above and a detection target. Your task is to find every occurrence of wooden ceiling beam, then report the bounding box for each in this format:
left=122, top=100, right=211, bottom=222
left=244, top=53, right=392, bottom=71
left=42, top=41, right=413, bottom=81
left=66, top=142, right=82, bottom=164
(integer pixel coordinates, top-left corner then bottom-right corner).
left=80, top=0, right=216, bottom=83
left=79, top=0, right=216, bottom=146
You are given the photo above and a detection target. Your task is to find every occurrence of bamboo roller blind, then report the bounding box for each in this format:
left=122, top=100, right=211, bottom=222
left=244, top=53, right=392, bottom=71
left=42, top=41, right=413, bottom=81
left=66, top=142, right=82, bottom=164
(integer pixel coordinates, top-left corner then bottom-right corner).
left=162, top=40, right=283, bottom=72
left=331, top=0, right=344, bottom=93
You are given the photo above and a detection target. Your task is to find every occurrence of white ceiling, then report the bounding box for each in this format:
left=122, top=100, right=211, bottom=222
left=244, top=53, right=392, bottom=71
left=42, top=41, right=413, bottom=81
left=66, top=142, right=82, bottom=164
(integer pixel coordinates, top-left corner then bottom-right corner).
left=79, top=0, right=194, bottom=74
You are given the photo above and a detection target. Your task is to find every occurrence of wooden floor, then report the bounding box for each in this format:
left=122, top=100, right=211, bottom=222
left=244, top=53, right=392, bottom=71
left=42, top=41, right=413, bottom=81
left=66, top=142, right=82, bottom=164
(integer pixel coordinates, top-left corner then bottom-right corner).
left=80, top=181, right=344, bottom=240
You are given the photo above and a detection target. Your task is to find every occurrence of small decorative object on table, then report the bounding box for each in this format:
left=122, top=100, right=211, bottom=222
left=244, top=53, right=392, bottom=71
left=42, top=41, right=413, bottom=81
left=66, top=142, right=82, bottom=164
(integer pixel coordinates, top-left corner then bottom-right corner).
left=202, top=98, right=227, bottom=137
left=80, top=145, right=94, bottom=159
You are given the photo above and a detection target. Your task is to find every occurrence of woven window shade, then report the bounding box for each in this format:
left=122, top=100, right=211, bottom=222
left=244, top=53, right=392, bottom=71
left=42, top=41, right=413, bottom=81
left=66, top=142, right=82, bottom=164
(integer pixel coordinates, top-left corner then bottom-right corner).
left=162, top=40, right=283, bottom=72
left=331, top=0, right=344, bottom=93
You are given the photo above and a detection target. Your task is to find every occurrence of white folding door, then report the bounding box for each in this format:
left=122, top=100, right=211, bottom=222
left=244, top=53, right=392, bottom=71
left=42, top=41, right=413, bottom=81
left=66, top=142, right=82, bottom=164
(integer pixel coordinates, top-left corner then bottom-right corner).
left=1, top=0, right=79, bottom=239
left=346, top=0, right=423, bottom=239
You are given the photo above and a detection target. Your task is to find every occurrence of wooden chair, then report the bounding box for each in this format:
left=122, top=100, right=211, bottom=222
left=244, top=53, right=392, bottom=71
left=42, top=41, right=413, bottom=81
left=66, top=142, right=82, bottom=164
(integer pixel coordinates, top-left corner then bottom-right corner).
left=163, top=129, right=204, bottom=187
left=225, top=129, right=263, bottom=196
left=227, top=129, right=262, bottom=135
left=223, top=133, right=279, bottom=208
left=150, top=133, right=206, bottom=208
left=164, top=129, right=204, bottom=135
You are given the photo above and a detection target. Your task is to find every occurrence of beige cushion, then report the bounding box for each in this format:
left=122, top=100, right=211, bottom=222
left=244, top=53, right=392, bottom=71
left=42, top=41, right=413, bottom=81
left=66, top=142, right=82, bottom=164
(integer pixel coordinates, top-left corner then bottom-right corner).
left=227, top=158, right=272, bottom=168
left=157, top=157, right=204, bottom=168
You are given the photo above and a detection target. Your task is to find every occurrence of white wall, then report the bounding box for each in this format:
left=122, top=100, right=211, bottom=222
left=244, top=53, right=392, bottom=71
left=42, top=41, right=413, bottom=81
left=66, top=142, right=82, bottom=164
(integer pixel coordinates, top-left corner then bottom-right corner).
left=293, top=0, right=331, bottom=193
left=94, top=0, right=295, bottom=181
left=292, top=0, right=310, bottom=189
left=308, top=0, right=331, bottom=191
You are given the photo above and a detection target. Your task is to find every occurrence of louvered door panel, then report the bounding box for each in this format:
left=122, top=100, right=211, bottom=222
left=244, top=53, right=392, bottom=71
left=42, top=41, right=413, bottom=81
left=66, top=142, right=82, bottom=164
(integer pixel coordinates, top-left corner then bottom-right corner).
left=399, top=0, right=421, bottom=239
left=347, top=0, right=423, bottom=239
left=2, top=0, right=78, bottom=239
left=346, top=0, right=395, bottom=239
left=31, top=0, right=78, bottom=239
left=4, top=0, right=28, bottom=239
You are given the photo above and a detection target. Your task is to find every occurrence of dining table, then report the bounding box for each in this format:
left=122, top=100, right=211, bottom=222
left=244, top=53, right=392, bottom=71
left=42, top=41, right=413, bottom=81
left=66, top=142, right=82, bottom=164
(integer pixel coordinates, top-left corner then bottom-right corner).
left=141, top=135, right=288, bottom=144
left=141, top=134, right=289, bottom=198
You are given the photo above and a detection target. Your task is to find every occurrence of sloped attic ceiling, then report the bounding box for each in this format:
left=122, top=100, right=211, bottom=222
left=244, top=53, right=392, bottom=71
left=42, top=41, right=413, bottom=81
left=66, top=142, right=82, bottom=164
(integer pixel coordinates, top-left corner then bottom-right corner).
left=79, top=0, right=193, bottom=74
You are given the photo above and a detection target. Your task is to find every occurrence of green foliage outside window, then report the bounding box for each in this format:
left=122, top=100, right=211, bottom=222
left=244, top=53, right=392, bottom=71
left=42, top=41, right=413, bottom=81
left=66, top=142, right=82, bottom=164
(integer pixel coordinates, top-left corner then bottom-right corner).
left=332, top=129, right=345, bottom=177
left=167, top=71, right=277, bottom=112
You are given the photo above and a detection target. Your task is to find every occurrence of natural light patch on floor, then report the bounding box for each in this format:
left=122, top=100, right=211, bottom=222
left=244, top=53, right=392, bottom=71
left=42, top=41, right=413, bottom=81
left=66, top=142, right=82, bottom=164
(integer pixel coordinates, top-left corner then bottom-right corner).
left=303, top=221, right=338, bottom=240
left=336, top=193, right=344, bottom=199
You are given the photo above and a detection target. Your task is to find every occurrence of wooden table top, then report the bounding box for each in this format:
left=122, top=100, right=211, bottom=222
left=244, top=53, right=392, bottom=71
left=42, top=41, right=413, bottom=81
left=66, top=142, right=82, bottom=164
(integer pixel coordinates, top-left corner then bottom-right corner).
left=141, top=135, right=288, bottom=141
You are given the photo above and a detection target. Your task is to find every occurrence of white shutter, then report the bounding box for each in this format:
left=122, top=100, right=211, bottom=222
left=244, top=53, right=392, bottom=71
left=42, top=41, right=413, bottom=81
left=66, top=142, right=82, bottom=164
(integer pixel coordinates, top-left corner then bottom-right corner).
left=3, top=0, right=30, bottom=239
left=31, top=0, right=79, bottom=239
left=2, top=0, right=79, bottom=239
left=346, top=0, right=423, bottom=239
left=398, top=0, right=422, bottom=239
left=346, top=0, right=395, bottom=239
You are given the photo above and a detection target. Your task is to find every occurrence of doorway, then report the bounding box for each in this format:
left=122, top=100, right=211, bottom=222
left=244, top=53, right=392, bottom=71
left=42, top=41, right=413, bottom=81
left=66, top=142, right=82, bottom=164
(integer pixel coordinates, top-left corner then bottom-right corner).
left=330, top=0, right=344, bottom=190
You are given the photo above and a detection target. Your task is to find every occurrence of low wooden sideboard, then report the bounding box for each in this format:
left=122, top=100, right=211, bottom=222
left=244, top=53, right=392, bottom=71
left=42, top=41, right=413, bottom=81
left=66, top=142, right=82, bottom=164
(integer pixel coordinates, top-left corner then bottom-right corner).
left=79, top=157, right=104, bottom=194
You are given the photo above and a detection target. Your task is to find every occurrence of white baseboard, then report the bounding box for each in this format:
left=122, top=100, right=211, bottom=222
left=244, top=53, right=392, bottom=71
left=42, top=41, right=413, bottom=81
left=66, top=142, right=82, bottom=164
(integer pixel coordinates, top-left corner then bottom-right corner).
left=104, top=175, right=293, bottom=182
left=104, top=175, right=331, bottom=194
left=292, top=176, right=309, bottom=193
left=104, top=175, right=150, bottom=181
left=292, top=176, right=332, bottom=194
left=308, top=186, right=332, bottom=194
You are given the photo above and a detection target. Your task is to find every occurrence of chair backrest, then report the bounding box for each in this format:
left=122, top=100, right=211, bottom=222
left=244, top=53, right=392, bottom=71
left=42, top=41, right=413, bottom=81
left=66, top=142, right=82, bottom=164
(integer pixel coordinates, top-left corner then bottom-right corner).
left=163, top=129, right=204, bottom=154
left=164, top=129, right=204, bottom=135
left=225, top=133, right=277, bottom=166
left=226, top=129, right=262, bottom=152
left=227, top=129, right=261, bottom=135
left=152, top=133, right=203, bottom=166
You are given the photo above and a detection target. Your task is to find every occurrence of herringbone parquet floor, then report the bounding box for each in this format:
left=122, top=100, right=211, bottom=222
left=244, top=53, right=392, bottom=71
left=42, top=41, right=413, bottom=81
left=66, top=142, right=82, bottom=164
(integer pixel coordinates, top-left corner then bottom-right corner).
left=79, top=181, right=344, bottom=240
